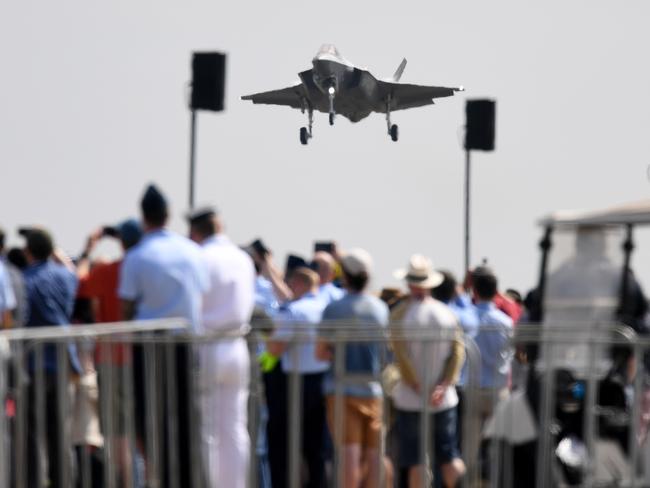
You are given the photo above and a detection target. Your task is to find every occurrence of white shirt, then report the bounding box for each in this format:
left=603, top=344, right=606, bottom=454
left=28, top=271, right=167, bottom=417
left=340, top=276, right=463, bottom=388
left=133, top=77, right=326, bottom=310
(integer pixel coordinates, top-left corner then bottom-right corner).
left=200, top=235, right=255, bottom=331
left=0, top=261, right=16, bottom=314
left=118, top=229, right=209, bottom=332
left=392, top=297, right=459, bottom=413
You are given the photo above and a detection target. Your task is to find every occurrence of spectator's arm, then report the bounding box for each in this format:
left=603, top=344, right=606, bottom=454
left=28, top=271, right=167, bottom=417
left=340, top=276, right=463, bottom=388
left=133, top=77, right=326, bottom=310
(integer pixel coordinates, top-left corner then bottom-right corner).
left=315, top=338, right=332, bottom=361
left=259, top=255, right=293, bottom=303
left=391, top=333, right=420, bottom=392
left=389, top=300, right=420, bottom=391
left=52, top=247, right=76, bottom=274
left=266, top=340, right=287, bottom=357
left=1, top=310, right=12, bottom=329
left=439, top=326, right=465, bottom=385
left=76, top=229, right=102, bottom=280
left=121, top=300, right=136, bottom=321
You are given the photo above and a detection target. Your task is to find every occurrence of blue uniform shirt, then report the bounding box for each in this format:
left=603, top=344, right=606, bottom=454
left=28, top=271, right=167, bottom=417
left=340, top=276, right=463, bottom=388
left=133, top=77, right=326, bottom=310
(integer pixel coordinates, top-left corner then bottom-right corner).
left=474, top=301, right=513, bottom=389
left=118, top=229, right=209, bottom=333
left=274, top=292, right=329, bottom=373
left=24, top=260, right=81, bottom=373
left=318, top=282, right=345, bottom=305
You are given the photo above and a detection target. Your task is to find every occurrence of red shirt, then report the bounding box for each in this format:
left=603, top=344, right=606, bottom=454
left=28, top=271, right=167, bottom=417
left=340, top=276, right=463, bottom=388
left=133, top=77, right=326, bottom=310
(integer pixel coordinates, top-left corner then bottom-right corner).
left=84, top=261, right=131, bottom=364
left=493, top=293, right=522, bottom=324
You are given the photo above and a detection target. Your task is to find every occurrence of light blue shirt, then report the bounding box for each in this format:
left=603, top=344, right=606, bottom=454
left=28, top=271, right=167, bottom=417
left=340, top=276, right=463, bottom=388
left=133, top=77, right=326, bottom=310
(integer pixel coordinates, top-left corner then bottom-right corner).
left=474, top=301, right=513, bottom=389
left=450, top=293, right=479, bottom=339
left=321, top=293, right=389, bottom=398
left=274, top=292, right=329, bottom=374
left=255, top=276, right=279, bottom=318
left=0, top=261, right=16, bottom=314
left=448, top=293, right=480, bottom=386
left=118, top=229, right=209, bottom=332
left=318, top=282, right=345, bottom=305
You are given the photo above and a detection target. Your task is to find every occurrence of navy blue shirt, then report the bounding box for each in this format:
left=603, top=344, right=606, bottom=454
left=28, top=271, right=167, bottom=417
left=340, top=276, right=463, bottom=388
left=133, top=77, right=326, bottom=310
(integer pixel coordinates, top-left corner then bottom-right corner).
left=24, top=260, right=81, bottom=373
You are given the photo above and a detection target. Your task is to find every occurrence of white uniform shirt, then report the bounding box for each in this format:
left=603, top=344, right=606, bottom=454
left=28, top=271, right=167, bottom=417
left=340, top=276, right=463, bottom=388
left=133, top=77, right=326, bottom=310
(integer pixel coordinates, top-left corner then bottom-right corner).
left=118, top=229, right=209, bottom=332
left=201, top=235, right=255, bottom=331
left=392, top=297, right=459, bottom=413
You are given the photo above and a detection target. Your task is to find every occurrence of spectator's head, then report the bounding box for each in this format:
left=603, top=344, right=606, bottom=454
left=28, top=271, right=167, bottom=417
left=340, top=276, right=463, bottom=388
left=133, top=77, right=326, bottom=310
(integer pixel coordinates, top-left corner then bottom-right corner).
left=431, top=270, right=458, bottom=303
left=312, top=251, right=336, bottom=286
left=25, top=228, right=54, bottom=263
left=394, top=254, right=444, bottom=300
left=0, top=227, right=5, bottom=253
left=340, top=248, right=372, bottom=293
left=116, top=219, right=143, bottom=251
left=380, top=287, right=405, bottom=310
left=186, top=206, right=221, bottom=243
left=505, top=288, right=523, bottom=305
left=285, top=254, right=309, bottom=281
left=472, top=266, right=498, bottom=302
left=287, top=266, right=319, bottom=299
left=140, top=184, right=168, bottom=229
left=7, top=248, right=28, bottom=270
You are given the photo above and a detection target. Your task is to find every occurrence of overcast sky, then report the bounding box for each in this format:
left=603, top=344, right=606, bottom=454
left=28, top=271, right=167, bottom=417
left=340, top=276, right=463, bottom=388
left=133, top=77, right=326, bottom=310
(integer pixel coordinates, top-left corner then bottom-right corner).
left=2, top=0, right=650, bottom=293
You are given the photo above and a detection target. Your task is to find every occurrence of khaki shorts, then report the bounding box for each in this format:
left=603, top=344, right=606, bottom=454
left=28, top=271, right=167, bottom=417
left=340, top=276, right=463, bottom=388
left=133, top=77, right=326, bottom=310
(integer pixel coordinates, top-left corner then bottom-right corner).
left=326, top=396, right=383, bottom=449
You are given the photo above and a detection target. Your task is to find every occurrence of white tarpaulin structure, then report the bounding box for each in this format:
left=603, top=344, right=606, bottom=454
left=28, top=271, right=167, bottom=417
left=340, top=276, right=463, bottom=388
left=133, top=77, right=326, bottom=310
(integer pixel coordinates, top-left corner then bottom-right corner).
left=536, top=199, right=650, bottom=375
left=540, top=199, right=650, bottom=228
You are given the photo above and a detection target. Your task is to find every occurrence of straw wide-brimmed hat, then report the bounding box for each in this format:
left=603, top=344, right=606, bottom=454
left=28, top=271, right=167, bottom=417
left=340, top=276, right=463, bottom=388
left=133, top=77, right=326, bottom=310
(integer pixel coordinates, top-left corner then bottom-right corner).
left=393, top=254, right=444, bottom=289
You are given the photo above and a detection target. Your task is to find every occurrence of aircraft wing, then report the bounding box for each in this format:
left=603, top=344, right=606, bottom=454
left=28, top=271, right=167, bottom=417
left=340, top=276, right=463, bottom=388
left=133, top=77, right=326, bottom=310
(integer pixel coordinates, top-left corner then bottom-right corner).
left=379, top=81, right=462, bottom=111
left=241, top=84, right=307, bottom=109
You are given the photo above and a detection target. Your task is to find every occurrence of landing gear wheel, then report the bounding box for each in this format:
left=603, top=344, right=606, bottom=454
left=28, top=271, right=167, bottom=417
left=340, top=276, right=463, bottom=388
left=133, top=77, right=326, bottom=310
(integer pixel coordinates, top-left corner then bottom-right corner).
left=390, top=124, right=399, bottom=142
left=329, top=113, right=335, bottom=126
left=300, top=127, right=309, bottom=145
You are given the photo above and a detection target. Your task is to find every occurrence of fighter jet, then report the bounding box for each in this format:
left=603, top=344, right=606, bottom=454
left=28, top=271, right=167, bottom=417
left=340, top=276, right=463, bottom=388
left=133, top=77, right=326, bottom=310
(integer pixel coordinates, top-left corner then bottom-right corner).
left=241, top=45, right=464, bottom=144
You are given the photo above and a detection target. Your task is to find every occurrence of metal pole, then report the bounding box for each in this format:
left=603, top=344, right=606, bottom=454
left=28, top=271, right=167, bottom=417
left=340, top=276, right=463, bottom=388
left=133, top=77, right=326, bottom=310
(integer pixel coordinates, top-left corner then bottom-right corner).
left=189, top=110, right=197, bottom=210
left=618, top=224, right=634, bottom=321
left=464, top=149, right=471, bottom=272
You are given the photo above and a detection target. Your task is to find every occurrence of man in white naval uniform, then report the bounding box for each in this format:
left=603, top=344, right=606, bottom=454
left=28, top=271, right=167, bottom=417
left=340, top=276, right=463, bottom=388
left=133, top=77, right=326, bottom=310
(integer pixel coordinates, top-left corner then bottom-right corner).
left=188, top=206, right=256, bottom=488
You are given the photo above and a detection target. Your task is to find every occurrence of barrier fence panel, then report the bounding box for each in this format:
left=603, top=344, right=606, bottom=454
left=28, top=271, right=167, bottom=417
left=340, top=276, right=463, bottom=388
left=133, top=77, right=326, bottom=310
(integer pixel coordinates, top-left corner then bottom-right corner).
left=1, top=319, right=649, bottom=487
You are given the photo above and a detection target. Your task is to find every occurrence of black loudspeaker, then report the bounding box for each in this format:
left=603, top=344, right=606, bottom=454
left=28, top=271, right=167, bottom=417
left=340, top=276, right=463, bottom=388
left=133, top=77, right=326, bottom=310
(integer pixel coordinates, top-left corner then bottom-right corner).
left=190, top=52, right=226, bottom=111
left=465, top=99, right=496, bottom=151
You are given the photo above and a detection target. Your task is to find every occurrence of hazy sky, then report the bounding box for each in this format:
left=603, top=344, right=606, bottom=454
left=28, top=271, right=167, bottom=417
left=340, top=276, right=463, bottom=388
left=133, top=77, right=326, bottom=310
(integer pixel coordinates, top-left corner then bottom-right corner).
left=2, top=1, right=650, bottom=293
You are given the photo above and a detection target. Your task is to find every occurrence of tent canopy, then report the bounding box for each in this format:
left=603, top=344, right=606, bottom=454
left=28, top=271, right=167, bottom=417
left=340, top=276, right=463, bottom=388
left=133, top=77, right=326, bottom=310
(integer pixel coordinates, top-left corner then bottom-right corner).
left=539, top=199, right=650, bottom=228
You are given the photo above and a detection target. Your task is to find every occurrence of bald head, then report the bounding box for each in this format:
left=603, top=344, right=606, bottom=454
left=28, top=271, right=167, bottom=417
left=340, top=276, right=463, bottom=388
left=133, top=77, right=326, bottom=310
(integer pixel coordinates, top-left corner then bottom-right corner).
left=313, top=251, right=336, bottom=285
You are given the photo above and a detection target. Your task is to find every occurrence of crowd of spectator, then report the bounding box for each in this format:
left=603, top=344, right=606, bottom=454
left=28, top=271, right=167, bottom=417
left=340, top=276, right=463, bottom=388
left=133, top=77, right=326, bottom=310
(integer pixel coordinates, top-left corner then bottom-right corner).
left=0, top=183, right=528, bottom=488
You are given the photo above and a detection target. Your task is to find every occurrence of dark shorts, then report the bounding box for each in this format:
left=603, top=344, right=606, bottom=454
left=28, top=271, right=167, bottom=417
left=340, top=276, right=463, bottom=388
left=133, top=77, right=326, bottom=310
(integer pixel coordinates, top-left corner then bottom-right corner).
left=396, top=406, right=460, bottom=467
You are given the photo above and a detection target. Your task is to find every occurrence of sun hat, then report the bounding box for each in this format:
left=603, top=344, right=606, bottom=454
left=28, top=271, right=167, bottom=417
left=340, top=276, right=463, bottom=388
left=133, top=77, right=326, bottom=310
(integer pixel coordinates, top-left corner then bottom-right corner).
left=393, top=254, right=444, bottom=289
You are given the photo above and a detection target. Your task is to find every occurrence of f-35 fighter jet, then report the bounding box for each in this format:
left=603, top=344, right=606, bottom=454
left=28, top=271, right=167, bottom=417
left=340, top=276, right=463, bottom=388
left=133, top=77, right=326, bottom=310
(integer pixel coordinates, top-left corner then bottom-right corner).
left=241, top=45, right=464, bottom=144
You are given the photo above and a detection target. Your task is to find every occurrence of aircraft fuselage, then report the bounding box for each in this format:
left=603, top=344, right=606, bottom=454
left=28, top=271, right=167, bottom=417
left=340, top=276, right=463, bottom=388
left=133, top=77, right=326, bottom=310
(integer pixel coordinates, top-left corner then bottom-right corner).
left=303, top=52, right=379, bottom=123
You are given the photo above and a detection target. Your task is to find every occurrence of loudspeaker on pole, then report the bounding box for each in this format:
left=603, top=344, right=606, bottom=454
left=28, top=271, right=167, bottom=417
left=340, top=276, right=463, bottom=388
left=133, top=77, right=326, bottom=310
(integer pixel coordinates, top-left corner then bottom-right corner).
left=190, top=52, right=226, bottom=112
left=465, top=99, right=496, bottom=151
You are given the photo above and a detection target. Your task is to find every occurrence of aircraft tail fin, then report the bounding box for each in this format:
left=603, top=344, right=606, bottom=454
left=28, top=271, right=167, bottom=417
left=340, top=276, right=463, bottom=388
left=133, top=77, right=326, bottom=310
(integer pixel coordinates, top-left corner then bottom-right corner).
left=392, top=58, right=407, bottom=82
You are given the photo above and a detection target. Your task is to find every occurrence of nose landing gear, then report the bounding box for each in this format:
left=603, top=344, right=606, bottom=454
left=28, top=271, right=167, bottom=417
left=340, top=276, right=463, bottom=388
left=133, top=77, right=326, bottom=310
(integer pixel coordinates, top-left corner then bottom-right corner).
left=328, top=88, right=336, bottom=126
left=386, top=97, right=398, bottom=142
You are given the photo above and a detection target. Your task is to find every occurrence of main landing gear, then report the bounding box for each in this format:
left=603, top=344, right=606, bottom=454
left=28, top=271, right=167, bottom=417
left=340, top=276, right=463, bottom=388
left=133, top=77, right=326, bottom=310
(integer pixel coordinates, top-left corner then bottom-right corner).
left=386, top=97, right=398, bottom=142
left=300, top=106, right=314, bottom=145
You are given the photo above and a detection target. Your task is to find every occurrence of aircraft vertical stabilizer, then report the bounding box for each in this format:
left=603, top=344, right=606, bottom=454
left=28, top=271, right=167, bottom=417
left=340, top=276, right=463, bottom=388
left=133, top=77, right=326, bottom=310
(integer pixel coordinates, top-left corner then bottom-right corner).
left=392, top=58, right=407, bottom=82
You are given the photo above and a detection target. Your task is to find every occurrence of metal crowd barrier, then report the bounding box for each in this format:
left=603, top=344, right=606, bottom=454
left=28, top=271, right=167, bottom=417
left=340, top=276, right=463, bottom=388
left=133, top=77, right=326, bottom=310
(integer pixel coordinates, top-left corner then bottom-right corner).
left=0, top=319, right=648, bottom=487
